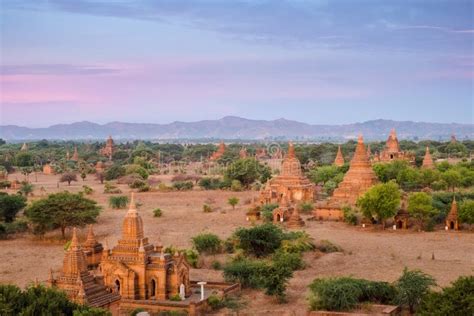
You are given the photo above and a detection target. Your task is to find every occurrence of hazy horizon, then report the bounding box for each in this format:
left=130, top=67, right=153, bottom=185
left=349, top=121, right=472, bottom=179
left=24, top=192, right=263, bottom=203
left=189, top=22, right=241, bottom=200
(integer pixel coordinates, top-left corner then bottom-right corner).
left=1, top=1, right=473, bottom=127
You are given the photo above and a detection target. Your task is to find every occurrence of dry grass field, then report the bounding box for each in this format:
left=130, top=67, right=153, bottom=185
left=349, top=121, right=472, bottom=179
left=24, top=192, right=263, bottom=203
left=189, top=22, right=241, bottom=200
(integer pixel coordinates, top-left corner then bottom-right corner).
left=1, top=173, right=473, bottom=315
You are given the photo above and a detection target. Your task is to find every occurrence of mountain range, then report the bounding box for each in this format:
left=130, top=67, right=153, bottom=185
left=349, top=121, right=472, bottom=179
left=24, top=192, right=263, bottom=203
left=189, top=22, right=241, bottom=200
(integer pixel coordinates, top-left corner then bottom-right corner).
left=1, top=117, right=473, bottom=141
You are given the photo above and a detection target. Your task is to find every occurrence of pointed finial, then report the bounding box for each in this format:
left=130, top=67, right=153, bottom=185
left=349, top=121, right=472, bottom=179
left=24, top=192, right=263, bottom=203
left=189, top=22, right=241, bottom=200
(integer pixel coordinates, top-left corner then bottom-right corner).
left=287, top=142, right=295, bottom=158
left=86, top=224, right=95, bottom=240
left=358, top=134, right=363, bottom=143
left=127, top=192, right=138, bottom=214
left=70, top=227, right=79, bottom=250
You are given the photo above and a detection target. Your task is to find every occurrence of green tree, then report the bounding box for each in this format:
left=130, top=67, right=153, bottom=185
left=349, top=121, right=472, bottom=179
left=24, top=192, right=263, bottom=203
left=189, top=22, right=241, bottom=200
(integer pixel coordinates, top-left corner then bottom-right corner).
left=60, top=172, right=78, bottom=186
left=395, top=268, right=436, bottom=314
left=192, top=233, right=222, bottom=254
left=234, top=223, right=283, bottom=257
left=228, top=197, right=239, bottom=210
left=224, top=158, right=271, bottom=188
left=25, top=192, right=101, bottom=238
left=104, top=164, right=126, bottom=181
left=0, top=193, right=27, bottom=223
left=459, top=200, right=474, bottom=226
left=441, top=169, right=461, bottom=192
left=407, top=192, right=438, bottom=230
left=80, top=172, right=87, bottom=181
left=356, top=182, right=401, bottom=229
left=19, top=182, right=34, bottom=197
left=15, top=152, right=34, bottom=167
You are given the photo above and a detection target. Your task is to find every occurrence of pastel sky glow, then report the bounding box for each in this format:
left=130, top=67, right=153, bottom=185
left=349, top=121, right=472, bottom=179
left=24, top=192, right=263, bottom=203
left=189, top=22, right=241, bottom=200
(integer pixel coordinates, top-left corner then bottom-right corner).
left=0, top=0, right=473, bottom=127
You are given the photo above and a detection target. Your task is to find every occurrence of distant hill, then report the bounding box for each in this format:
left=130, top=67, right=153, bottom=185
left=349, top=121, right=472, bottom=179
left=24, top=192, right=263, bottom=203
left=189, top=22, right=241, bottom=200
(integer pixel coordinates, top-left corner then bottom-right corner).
left=1, top=116, right=472, bottom=141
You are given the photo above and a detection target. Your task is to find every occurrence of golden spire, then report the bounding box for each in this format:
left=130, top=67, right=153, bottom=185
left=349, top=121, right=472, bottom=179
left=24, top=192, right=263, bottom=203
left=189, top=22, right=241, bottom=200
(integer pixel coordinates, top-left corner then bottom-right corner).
left=70, top=227, right=79, bottom=250
left=121, top=192, right=144, bottom=240
left=334, top=145, right=345, bottom=167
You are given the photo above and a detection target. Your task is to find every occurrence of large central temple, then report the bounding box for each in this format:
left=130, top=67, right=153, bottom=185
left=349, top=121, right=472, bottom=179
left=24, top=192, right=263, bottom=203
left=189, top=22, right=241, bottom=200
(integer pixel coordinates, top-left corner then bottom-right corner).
left=314, top=135, right=378, bottom=220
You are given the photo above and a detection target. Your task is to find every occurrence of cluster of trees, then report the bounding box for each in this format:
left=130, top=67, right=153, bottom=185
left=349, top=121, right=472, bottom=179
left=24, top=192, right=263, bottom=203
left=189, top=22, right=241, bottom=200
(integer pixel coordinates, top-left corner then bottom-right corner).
left=222, top=223, right=316, bottom=301
left=355, top=182, right=474, bottom=230
left=0, top=284, right=109, bottom=315
left=308, top=269, right=473, bottom=315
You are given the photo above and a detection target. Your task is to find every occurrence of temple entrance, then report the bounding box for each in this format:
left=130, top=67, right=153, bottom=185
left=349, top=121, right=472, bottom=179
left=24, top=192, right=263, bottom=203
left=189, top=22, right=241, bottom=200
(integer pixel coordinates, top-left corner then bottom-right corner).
left=114, top=279, right=120, bottom=294
left=150, top=279, right=156, bottom=298
left=390, top=154, right=394, bottom=159
left=397, top=220, right=403, bottom=229
left=276, top=214, right=281, bottom=222
left=450, top=221, right=455, bottom=230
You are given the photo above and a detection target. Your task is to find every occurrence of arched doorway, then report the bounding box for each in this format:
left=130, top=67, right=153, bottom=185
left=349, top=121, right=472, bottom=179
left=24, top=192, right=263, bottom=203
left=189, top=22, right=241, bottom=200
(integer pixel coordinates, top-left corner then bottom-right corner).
left=150, top=279, right=156, bottom=298
left=114, top=279, right=121, bottom=294
left=397, top=220, right=403, bottom=229
left=276, top=214, right=281, bottom=222
left=450, top=221, right=455, bottom=230
left=390, top=154, right=394, bottom=159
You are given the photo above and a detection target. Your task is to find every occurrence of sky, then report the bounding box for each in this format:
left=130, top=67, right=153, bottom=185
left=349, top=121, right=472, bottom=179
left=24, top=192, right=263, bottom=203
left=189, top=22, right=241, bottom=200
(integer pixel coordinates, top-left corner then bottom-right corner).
left=0, top=0, right=473, bottom=127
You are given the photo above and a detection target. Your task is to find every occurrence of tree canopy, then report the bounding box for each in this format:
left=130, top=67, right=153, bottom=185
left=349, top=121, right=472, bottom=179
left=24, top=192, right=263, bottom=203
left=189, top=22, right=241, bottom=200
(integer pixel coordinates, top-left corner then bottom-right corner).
left=25, top=191, right=101, bottom=238
left=357, top=181, right=401, bottom=228
left=0, top=193, right=27, bottom=223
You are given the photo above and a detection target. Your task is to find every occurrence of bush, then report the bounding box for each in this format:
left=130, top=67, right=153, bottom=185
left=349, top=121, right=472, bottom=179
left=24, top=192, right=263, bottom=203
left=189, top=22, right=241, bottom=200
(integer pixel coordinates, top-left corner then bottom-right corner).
left=315, top=240, right=343, bottom=253
left=203, top=204, right=212, bottom=213
left=169, top=294, right=182, bottom=301
left=59, top=172, right=78, bottom=186
left=211, top=260, right=222, bottom=270
left=153, top=208, right=162, bottom=217
left=129, top=179, right=147, bottom=189
left=261, top=203, right=279, bottom=222
left=198, top=177, right=223, bottom=190
left=299, top=202, right=314, bottom=214
left=223, top=258, right=268, bottom=288
left=228, top=197, right=239, bottom=210
left=82, top=185, right=93, bottom=195
left=125, top=164, right=149, bottom=179
left=0, top=193, right=27, bottom=223
left=418, top=276, right=474, bottom=316
left=308, top=277, right=396, bottom=312
left=172, top=181, right=194, bottom=191
left=109, top=195, right=129, bottom=209
left=272, top=250, right=304, bottom=271
left=192, top=233, right=222, bottom=254
left=103, top=182, right=121, bottom=194
left=184, top=249, right=199, bottom=268
left=230, top=179, right=243, bottom=191
left=342, top=206, right=358, bottom=225
left=105, top=164, right=126, bottom=180
left=234, top=223, right=284, bottom=257
left=280, top=231, right=315, bottom=253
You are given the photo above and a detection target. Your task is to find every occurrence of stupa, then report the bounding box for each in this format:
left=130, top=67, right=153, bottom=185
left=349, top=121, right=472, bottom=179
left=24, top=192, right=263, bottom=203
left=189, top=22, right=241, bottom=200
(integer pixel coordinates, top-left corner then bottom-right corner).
left=100, top=136, right=114, bottom=160
left=43, top=163, right=54, bottom=175
left=48, top=228, right=121, bottom=311
left=20, top=142, right=28, bottom=151
left=210, top=141, right=226, bottom=161
left=259, top=142, right=315, bottom=204
left=286, top=204, right=305, bottom=229
left=445, top=197, right=459, bottom=230
left=421, top=147, right=435, bottom=169
left=373, top=129, right=415, bottom=164
left=334, top=145, right=345, bottom=167
left=95, top=161, right=105, bottom=174
left=82, top=225, right=104, bottom=269
left=394, top=199, right=409, bottom=229
left=314, top=135, right=378, bottom=220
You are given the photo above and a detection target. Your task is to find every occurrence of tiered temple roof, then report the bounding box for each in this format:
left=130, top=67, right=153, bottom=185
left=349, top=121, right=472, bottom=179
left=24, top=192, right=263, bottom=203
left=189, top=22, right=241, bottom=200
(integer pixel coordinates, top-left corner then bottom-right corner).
left=373, top=129, right=415, bottom=164
left=422, top=146, right=435, bottom=169
left=48, top=228, right=120, bottom=308
left=325, top=135, right=378, bottom=207
left=446, top=197, right=459, bottom=230
left=334, top=145, right=345, bottom=167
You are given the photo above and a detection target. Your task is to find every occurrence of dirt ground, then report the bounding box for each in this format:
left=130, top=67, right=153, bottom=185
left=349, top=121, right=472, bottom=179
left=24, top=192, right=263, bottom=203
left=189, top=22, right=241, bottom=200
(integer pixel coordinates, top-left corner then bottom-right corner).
left=1, top=173, right=473, bottom=315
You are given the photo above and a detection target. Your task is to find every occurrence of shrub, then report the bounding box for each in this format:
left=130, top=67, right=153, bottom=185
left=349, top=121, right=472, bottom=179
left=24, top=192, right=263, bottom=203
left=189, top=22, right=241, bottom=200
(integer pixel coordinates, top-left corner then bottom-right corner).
left=272, top=250, right=304, bottom=271
left=261, top=203, right=279, bottom=222
left=169, top=294, right=182, bottom=301
left=203, top=204, right=212, bottom=213
left=129, top=179, right=147, bottom=189
left=103, top=182, right=122, bottom=194
left=192, top=233, right=222, bottom=254
left=280, top=231, right=315, bottom=253
left=231, top=179, right=243, bottom=191
left=234, top=223, right=284, bottom=257
left=105, top=164, right=126, bottom=180
left=223, top=258, right=268, bottom=288
left=211, top=260, right=222, bottom=270
left=184, top=249, right=199, bottom=268
left=342, top=206, right=358, bottom=225
left=299, top=202, right=314, bottom=214
left=394, top=268, right=436, bottom=313
left=198, top=177, right=223, bottom=190
left=153, top=208, right=162, bottom=217
left=82, top=185, right=93, bottom=195
left=109, top=195, right=129, bottom=209
left=418, top=276, right=474, bottom=316
left=125, top=164, right=149, bottom=179
left=158, top=183, right=173, bottom=192
left=315, top=240, right=343, bottom=253
left=228, top=197, right=239, bottom=210
left=172, top=181, right=194, bottom=191
left=0, top=193, right=27, bottom=223
left=308, top=277, right=396, bottom=312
